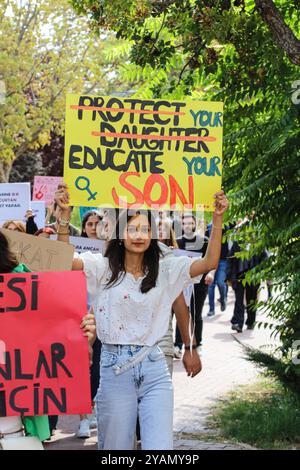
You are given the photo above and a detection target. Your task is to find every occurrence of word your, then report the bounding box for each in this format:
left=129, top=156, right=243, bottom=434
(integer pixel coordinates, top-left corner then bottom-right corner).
left=190, top=109, right=223, bottom=127
left=183, top=156, right=221, bottom=176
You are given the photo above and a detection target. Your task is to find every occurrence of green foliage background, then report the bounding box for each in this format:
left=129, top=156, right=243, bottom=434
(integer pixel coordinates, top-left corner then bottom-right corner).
left=70, top=0, right=300, bottom=391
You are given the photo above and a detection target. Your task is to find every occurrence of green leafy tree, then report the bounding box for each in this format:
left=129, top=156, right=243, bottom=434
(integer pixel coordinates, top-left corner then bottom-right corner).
left=9, top=151, right=46, bottom=186
left=72, top=0, right=300, bottom=392
left=0, top=0, right=130, bottom=182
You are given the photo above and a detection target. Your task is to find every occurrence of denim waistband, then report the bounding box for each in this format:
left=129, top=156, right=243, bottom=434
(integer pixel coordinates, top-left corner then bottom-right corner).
left=103, top=344, right=144, bottom=355
left=102, top=343, right=157, bottom=376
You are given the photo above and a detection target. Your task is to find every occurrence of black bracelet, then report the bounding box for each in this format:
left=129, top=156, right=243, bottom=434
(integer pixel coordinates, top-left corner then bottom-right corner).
left=184, top=344, right=198, bottom=349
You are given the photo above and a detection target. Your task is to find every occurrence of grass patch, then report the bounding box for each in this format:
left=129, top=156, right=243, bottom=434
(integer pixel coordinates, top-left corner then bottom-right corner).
left=209, top=379, right=300, bottom=449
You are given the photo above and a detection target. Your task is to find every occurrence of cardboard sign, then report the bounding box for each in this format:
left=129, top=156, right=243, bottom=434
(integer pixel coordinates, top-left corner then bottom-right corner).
left=33, top=176, right=63, bottom=205
left=0, top=271, right=91, bottom=416
left=1, top=229, right=74, bottom=272
left=50, top=235, right=105, bottom=254
left=0, top=183, right=30, bottom=223
left=64, top=94, right=223, bottom=211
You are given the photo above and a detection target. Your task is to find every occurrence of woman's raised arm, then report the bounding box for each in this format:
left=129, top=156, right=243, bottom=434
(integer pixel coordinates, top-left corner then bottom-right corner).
left=54, top=183, right=83, bottom=271
left=190, top=191, right=229, bottom=278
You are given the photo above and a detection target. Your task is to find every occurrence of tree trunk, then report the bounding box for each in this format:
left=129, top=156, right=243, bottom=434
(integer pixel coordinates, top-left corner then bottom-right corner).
left=255, top=0, right=300, bottom=66
left=0, top=160, right=13, bottom=182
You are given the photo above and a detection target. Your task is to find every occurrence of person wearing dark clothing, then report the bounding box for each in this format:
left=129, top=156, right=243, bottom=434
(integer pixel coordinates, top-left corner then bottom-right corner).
left=25, top=210, right=39, bottom=235
left=48, top=415, right=58, bottom=436
left=206, top=223, right=231, bottom=316
left=175, top=215, right=213, bottom=351
left=226, top=238, right=266, bottom=332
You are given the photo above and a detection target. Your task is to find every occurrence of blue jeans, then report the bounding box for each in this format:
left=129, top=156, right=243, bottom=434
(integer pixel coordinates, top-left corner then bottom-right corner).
left=96, top=344, right=173, bottom=450
left=208, top=259, right=228, bottom=312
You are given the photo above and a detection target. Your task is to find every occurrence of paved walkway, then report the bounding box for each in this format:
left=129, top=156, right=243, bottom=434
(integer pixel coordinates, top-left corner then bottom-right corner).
left=46, top=286, right=274, bottom=451
left=173, top=285, right=275, bottom=436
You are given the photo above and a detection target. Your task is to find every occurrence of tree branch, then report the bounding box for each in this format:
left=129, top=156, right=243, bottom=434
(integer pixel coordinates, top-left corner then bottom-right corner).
left=177, top=55, right=194, bottom=85
left=255, top=0, right=300, bottom=66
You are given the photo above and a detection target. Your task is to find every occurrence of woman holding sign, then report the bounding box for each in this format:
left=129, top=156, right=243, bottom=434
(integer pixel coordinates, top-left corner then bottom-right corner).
left=77, top=210, right=104, bottom=439
left=0, top=230, right=96, bottom=449
left=55, top=185, right=228, bottom=450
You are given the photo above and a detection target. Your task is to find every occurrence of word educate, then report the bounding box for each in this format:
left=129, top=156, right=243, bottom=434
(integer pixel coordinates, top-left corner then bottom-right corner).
left=69, top=145, right=221, bottom=175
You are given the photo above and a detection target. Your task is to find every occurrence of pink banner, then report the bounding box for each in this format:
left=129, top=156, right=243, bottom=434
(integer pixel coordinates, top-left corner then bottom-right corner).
left=33, top=176, right=63, bottom=205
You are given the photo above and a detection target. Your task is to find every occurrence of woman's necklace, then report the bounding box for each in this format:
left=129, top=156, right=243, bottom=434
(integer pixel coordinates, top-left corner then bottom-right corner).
left=124, top=264, right=144, bottom=278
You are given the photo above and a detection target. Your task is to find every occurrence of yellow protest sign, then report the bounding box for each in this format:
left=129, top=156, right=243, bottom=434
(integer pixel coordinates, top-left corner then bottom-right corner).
left=64, top=95, right=223, bottom=211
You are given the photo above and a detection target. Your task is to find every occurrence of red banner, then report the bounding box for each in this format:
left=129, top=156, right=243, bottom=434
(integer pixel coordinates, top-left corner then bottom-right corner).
left=0, top=271, right=92, bottom=416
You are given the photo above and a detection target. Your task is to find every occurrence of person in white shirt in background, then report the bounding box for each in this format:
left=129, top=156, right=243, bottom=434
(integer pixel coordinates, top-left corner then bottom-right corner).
left=77, top=210, right=104, bottom=439
left=157, top=219, right=202, bottom=376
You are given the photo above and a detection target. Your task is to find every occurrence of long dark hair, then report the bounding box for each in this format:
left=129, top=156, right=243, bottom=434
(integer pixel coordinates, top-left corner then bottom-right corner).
left=0, top=231, right=18, bottom=273
left=158, top=220, right=178, bottom=248
left=81, top=211, right=102, bottom=238
left=104, top=210, right=161, bottom=294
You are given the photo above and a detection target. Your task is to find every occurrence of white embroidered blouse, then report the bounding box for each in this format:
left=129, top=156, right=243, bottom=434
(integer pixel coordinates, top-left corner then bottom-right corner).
left=77, top=252, right=200, bottom=346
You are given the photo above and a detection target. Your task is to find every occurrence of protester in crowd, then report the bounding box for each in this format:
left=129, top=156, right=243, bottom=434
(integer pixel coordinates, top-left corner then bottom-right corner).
left=155, top=210, right=173, bottom=229
left=97, top=208, right=118, bottom=241
left=2, top=210, right=39, bottom=235
left=46, top=201, right=80, bottom=236
left=54, top=183, right=228, bottom=450
left=98, top=212, right=201, bottom=378
left=0, top=231, right=50, bottom=446
left=172, top=211, right=184, bottom=239
left=0, top=230, right=96, bottom=446
left=25, top=210, right=39, bottom=235
left=135, top=218, right=201, bottom=443
left=206, top=222, right=232, bottom=317
left=81, top=210, right=103, bottom=239
left=35, top=221, right=60, bottom=437
left=157, top=220, right=201, bottom=376
left=76, top=210, right=103, bottom=439
left=34, top=227, right=56, bottom=238
left=157, top=219, right=178, bottom=250
left=174, top=215, right=215, bottom=357
left=226, top=219, right=266, bottom=332
left=2, top=220, right=26, bottom=232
